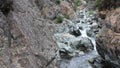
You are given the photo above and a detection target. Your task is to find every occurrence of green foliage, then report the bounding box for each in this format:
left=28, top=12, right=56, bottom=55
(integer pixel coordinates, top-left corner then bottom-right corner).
left=75, top=0, right=81, bottom=6
left=55, top=16, right=63, bottom=24
left=94, top=0, right=103, bottom=9
left=73, top=0, right=81, bottom=11
left=56, top=0, right=60, bottom=4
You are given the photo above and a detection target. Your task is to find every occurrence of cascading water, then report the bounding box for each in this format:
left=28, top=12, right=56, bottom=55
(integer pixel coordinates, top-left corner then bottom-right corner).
left=54, top=8, right=100, bottom=68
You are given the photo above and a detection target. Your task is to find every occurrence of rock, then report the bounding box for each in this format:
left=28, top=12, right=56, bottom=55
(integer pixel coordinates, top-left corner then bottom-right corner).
left=70, top=37, right=94, bottom=52
left=96, top=26, right=120, bottom=68
left=55, top=33, right=94, bottom=57
left=54, top=33, right=76, bottom=52
left=0, top=28, right=4, bottom=35
left=60, top=1, right=75, bottom=19
left=69, top=29, right=81, bottom=37
left=43, top=5, right=60, bottom=20
left=86, top=29, right=95, bottom=38
left=78, top=37, right=94, bottom=51
left=0, top=0, right=57, bottom=68
left=88, top=57, right=103, bottom=68
left=96, top=8, right=120, bottom=68
left=105, top=8, right=120, bottom=33
left=58, top=48, right=73, bottom=59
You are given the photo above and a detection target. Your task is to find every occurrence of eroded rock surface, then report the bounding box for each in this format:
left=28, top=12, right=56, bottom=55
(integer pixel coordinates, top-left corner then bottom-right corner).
left=96, top=8, right=120, bottom=68
left=0, top=0, right=57, bottom=68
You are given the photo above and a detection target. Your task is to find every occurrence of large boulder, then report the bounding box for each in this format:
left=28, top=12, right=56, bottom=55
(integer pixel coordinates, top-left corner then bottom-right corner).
left=60, top=1, right=75, bottom=19
left=96, top=8, right=120, bottom=68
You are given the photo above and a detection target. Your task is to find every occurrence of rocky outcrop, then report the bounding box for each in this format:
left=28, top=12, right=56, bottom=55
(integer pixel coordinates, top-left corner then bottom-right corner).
left=0, top=0, right=57, bottom=68
left=96, top=8, right=120, bottom=68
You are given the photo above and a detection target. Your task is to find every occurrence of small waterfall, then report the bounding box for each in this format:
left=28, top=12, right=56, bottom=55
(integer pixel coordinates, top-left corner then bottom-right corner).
left=54, top=8, right=100, bottom=68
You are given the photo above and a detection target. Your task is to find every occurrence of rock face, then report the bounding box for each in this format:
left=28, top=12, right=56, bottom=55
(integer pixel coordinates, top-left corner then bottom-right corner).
left=0, top=0, right=57, bottom=68
left=96, top=8, right=120, bottom=68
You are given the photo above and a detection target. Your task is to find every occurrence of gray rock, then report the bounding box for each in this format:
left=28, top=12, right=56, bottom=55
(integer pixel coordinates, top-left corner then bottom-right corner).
left=0, top=0, right=57, bottom=68
left=69, top=29, right=81, bottom=37
left=86, top=29, right=95, bottom=38
left=77, top=37, right=94, bottom=51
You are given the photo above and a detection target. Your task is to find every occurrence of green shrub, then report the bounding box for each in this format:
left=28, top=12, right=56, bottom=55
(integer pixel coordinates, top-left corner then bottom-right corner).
left=75, top=0, right=81, bottom=6
left=55, top=16, right=63, bottom=24
left=94, top=0, right=103, bottom=9
left=56, top=0, right=60, bottom=4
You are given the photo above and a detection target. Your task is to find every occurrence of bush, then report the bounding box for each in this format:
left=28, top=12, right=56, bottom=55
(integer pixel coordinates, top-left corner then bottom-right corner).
left=56, top=0, right=60, bottom=4
left=75, top=0, right=81, bottom=6
left=94, top=0, right=103, bottom=10
left=55, top=15, right=63, bottom=24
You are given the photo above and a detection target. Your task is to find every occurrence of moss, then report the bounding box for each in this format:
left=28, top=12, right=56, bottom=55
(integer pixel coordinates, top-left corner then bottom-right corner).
left=55, top=15, right=63, bottom=24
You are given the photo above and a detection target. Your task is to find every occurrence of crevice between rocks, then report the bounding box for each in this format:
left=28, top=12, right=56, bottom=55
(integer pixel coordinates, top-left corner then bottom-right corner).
left=0, top=0, right=13, bottom=47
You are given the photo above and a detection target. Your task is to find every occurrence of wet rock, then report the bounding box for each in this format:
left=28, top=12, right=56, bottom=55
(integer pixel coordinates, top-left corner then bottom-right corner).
left=89, top=56, right=120, bottom=68
left=78, top=37, right=94, bottom=51
left=86, top=29, right=95, bottom=38
left=58, top=48, right=73, bottom=59
left=55, top=32, right=94, bottom=54
left=88, top=57, right=103, bottom=68
left=69, top=29, right=81, bottom=37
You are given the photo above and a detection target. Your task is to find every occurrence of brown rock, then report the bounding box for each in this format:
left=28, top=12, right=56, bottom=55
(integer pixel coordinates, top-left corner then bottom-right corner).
left=60, top=1, right=75, bottom=19
left=96, top=8, right=120, bottom=68
left=105, top=8, right=120, bottom=33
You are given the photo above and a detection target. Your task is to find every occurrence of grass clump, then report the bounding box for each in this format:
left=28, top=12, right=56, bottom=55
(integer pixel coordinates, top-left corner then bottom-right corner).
left=55, top=15, right=63, bottom=24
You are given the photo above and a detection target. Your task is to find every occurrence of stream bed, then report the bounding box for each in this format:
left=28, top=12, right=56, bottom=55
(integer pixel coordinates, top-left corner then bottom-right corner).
left=54, top=8, right=101, bottom=68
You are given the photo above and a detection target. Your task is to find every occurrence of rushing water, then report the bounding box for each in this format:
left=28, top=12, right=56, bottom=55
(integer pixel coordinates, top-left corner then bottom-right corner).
left=54, top=8, right=100, bottom=68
